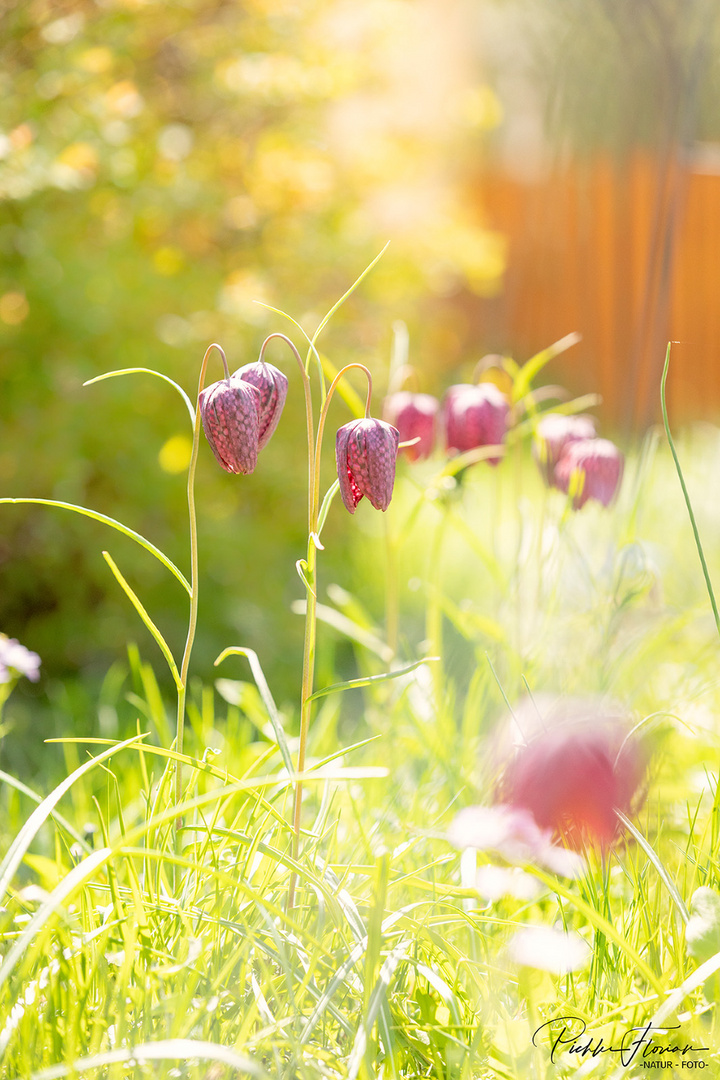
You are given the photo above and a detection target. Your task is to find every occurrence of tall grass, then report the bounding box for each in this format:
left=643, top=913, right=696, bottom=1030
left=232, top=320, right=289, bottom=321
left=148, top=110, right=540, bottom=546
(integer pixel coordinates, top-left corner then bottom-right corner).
left=3, top=421, right=720, bottom=1077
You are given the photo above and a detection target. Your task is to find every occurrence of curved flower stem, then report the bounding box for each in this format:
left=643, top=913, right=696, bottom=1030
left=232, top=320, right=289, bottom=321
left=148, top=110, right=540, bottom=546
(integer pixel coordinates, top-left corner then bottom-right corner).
left=288, top=362, right=372, bottom=910
left=175, top=343, right=227, bottom=819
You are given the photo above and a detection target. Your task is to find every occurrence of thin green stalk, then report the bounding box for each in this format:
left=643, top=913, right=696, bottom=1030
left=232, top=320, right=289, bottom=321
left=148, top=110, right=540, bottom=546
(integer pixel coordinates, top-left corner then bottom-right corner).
left=175, top=343, right=228, bottom=814
left=288, top=364, right=372, bottom=910
left=661, top=341, right=720, bottom=641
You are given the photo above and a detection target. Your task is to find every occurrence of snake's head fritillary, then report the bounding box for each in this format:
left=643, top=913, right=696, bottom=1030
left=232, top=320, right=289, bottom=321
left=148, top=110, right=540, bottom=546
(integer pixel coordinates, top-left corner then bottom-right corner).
left=199, top=376, right=260, bottom=474
left=444, top=383, right=509, bottom=465
left=533, top=413, right=597, bottom=487
left=234, top=360, right=289, bottom=450
left=554, top=437, right=624, bottom=508
left=336, top=418, right=399, bottom=514
left=383, top=391, right=438, bottom=461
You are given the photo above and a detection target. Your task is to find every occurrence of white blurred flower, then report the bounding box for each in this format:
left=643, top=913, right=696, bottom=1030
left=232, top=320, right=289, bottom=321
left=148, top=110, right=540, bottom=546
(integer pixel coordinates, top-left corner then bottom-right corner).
left=0, top=635, right=41, bottom=684
left=475, top=865, right=542, bottom=902
left=448, top=804, right=584, bottom=878
left=507, top=925, right=591, bottom=974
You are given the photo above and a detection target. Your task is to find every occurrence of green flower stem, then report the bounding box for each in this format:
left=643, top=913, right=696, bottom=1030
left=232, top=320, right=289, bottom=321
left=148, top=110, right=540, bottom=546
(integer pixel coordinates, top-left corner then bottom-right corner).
left=175, top=343, right=227, bottom=816
left=288, top=363, right=372, bottom=910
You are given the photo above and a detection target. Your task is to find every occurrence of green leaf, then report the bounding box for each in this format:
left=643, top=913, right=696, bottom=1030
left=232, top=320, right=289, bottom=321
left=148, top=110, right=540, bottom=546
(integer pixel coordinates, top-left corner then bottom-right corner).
left=512, top=332, right=581, bottom=404
left=0, top=498, right=191, bottom=595
left=306, top=657, right=438, bottom=703
left=102, top=552, right=182, bottom=690
left=84, top=367, right=196, bottom=426
left=214, top=646, right=293, bottom=776
left=317, top=479, right=340, bottom=537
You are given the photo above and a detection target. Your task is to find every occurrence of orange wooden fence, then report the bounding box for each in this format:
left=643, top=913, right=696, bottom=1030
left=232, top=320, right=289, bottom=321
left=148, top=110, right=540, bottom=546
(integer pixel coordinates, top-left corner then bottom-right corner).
left=482, top=151, right=720, bottom=428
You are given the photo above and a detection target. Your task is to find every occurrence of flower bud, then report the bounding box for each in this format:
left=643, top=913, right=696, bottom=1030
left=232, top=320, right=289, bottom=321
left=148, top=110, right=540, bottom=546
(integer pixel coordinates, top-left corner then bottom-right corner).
left=234, top=360, right=288, bottom=450
left=533, top=413, right=596, bottom=487
left=199, top=376, right=260, bottom=474
left=444, top=383, right=509, bottom=465
left=336, top=418, right=399, bottom=514
left=383, top=391, right=438, bottom=461
left=554, top=437, right=624, bottom=508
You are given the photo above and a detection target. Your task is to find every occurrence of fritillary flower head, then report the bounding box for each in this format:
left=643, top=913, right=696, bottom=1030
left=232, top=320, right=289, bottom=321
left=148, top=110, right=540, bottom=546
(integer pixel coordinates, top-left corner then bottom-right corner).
left=533, top=413, right=596, bottom=487
left=383, top=391, right=438, bottom=461
left=554, top=437, right=624, bottom=508
left=443, top=382, right=509, bottom=465
left=496, top=696, right=646, bottom=849
left=336, top=417, right=399, bottom=514
left=199, top=375, right=260, bottom=474
left=234, top=360, right=288, bottom=450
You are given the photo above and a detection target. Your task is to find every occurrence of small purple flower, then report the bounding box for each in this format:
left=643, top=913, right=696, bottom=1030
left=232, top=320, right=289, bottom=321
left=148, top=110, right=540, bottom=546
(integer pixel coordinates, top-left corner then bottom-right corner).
left=443, top=383, right=509, bottom=465
left=0, top=635, right=41, bottom=684
left=234, top=360, right=288, bottom=450
left=336, top=418, right=399, bottom=514
left=554, top=437, right=624, bottom=509
left=533, top=413, right=596, bottom=487
left=199, top=376, right=260, bottom=474
left=383, top=391, right=438, bottom=461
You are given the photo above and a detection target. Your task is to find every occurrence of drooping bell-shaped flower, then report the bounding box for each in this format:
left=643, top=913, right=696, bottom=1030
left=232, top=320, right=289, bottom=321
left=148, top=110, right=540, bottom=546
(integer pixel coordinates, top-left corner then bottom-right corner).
left=533, top=413, right=596, bottom=487
left=199, top=376, right=260, bottom=474
left=383, top=391, right=438, bottom=461
left=234, top=360, right=288, bottom=450
left=336, top=417, right=399, bottom=513
left=444, top=383, right=509, bottom=465
left=554, top=437, right=624, bottom=508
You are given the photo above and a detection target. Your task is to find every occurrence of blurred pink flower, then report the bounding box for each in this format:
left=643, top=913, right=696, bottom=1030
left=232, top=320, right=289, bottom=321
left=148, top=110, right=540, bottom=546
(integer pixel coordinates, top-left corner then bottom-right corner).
left=383, top=391, right=438, bottom=461
left=498, top=703, right=645, bottom=849
left=533, top=413, right=596, bottom=487
left=554, top=437, right=624, bottom=508
left=443, top=383, right=509, bottom=465
left=336, top=417, right=399, bottom=513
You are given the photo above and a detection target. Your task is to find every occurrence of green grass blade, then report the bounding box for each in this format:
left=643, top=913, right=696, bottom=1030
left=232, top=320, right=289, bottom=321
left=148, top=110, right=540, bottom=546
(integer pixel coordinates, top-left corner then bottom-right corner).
left=317, top=479, right=340, bottom=537
left=0, top=498, right=191, bottom=595
left=661, top=341, right=720, bottom=641
left=511, top=331, right=581, bottom=404
left=616, top=810, right=690, bottom=923
left=29, top=1040, right=268, bottom=1080
left=84, top=367, right=195, bottom=425
left=0, top=769, right=90, bottom=853
left=312, top=243, right=390, bottom=347
left=306, top=657, right=438, bottom=703
left=214, top=647, right=293, bottom=775
left=0, top=733, right=147, bottom=904
left=102, top=551, right=182, bottom=690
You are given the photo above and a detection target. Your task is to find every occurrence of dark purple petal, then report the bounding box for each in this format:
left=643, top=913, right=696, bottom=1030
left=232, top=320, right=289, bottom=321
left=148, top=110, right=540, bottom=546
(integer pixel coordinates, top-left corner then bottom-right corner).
left=199, top=377, right=260, bottom=474
left=383, top=391, right=438, bottom=461
left=336, top=422, right=362, bottom=513
left=234, top=361, right=288, bottom=450
left=554, top=437, right=624, bottom=508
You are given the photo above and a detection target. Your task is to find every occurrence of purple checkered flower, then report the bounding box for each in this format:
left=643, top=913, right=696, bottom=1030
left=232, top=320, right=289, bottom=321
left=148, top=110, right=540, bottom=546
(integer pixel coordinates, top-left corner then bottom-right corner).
left=336, top=418, right=399, bottom=514
left=234, top=360, right=288, bottom=450
left=383, top=391, right=438, bottom=461
left=554, top=437, right=624, bottom=508
left=444, top=383, right=509, bottom=465
left=199, top=376, right=260, bottom=474
left=533, top=413, right=597, bottom=487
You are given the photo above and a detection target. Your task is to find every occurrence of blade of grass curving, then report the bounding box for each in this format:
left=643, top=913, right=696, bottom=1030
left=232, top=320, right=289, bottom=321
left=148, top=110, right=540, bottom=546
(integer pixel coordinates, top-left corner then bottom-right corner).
left=312, top=243, right=390, bottom=347
left=291, top=600, right=394, bottom=663
left=0, top=733, right=147, bottom=904
left=317, top=479, right=340, bottom=538
left=214, top=647, right=293, bottom=775
left=348, top=939, right=411, bottom=1080
left=84, top=367, right=195, bottom=425
left=511, top=332, right=581, bottom=404
left=0, top=499, right=190, bottom=594
left=102, top=551, right=182, bottom=691
left=0, top=770, right=90, bottom=853
left=29, top=1039, right=268, bottom=1080
left=616, top=809, right=689, bottom=923
left=661, top=341, right=720, bottom=641
left=306, top=657, right=439, bottom=703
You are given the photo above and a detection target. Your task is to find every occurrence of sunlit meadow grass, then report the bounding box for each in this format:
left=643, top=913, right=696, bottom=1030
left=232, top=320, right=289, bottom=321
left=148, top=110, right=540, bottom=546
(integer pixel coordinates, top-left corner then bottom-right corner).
left=3, top=415, right=720, bottom=1078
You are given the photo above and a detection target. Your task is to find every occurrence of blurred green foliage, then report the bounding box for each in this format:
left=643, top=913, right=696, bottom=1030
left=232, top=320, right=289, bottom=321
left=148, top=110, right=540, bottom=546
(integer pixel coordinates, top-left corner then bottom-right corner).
left=0, top=0, right=504, bottom=764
